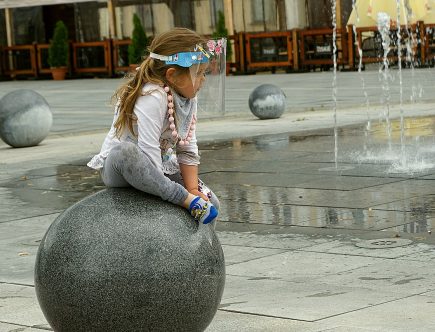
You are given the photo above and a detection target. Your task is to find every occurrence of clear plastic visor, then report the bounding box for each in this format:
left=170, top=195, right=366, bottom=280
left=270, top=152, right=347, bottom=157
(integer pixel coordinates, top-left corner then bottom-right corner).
left=189, top=38, right=227, bottom=118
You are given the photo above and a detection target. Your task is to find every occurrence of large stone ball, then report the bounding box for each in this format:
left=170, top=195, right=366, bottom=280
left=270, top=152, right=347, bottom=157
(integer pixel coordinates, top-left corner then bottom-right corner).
left=0, top=89, right=52, bottom=147
left=35, top=188, right=225, bottom=332
left=248, top=84, right=286, bottom=119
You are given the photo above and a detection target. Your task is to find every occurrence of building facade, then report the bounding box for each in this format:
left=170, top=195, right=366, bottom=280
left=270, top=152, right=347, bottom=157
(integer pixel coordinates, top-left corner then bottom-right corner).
left=0, top=0, right=351, bottom=47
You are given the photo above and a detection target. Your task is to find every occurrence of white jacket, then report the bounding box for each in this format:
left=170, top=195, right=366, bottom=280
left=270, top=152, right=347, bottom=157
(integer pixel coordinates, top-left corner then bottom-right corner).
left=87, top=83, right=200, bottom=174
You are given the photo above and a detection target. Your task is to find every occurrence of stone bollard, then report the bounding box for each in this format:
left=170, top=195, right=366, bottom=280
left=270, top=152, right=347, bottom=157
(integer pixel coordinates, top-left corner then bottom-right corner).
left=248, top=84, right=286, bottom=120
left=35, top=188, right=225, bottom=332
left=0, top=89, right=52, bottom=148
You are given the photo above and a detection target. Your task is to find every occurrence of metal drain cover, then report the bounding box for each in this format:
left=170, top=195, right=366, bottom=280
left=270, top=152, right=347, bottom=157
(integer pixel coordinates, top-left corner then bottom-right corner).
left=355, top=238, right=413, bottom=249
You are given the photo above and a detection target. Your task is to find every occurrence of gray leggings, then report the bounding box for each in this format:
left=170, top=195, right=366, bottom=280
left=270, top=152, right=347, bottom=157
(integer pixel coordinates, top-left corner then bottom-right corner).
left=100, top=142, right=219, bottom=209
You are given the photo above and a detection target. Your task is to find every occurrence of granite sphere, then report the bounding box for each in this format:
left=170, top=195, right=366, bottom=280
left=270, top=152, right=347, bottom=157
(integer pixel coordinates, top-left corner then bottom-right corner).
left=35, top=188, right=225, bottom=332
left=248, top=84, right=286, bottom=119
left=0, top=89, right=52, bottom=147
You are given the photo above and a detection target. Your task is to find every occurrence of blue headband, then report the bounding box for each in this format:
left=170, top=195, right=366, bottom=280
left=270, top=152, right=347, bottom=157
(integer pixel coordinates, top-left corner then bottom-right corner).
left=149, top=51, right=209, bottom=68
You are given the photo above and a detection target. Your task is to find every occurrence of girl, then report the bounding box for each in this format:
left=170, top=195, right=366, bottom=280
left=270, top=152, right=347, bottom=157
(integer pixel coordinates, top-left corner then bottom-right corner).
left=87, top=28, right=223, bottom=224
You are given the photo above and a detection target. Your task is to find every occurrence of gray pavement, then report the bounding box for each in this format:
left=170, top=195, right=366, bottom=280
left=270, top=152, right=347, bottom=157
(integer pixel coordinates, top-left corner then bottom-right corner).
left=2, top=68, right=435, bottom=331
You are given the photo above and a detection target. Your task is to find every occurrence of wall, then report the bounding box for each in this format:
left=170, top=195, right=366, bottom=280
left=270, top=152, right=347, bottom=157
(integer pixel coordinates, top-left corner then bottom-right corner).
left=285, top=0, right=307, bottom=29
left=0, top=10, right=5, bottom=45
left=194, top=0, right=212, bottom=36
left=232, top=0, right=278, bottom=32
left=306, top=0, right=332, bottom=28
left=99, top=3, right=173, bottom=39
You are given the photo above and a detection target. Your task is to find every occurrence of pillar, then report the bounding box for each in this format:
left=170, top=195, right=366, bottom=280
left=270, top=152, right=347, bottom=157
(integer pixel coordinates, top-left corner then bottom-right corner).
left=336, top=0, right=342, bottom=30
left=276, top=0, right=287, bottom=31
left=5, top=8, right=14, bottom=46
left=5, top=8, right=14, bottom=74
left=223, top=0, right=234, bottom=35
left=107, top=0, right=117, bottom=39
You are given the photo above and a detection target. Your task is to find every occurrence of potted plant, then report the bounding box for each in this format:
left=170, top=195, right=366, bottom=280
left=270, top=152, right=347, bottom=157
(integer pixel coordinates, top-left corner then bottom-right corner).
left=212, top=10, right=232, bottom=75
left=128, top=14, right=148, bottom=71
left=48, top=20, right=69, bottom=80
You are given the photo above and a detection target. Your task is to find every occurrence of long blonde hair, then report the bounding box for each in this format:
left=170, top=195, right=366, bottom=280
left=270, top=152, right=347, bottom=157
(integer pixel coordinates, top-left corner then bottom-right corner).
left=113, top=27, right=207, bottom=138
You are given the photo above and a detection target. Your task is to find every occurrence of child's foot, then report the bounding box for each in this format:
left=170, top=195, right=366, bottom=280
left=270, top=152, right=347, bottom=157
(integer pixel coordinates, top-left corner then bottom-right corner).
left=189, top=196, right=218, bottom=224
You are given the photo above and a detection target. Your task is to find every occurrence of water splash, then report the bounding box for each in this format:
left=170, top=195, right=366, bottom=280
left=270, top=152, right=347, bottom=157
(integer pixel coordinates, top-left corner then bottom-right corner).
left=377, top=12, right=393, bottom=152
left=332, top=0, right=338, bottom=168
left=396, top=0, right=406, bottom=169
left=389, top=159, right=435, bottom=174
left=352, top=0, right=372, bottom=155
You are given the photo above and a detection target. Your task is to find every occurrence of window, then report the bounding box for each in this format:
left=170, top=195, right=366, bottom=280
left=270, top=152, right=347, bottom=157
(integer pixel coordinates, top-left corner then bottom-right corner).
left=210, top=0, right=224, bottom=29
left=252, top=0, right=265, bottom=22
left=137, top=4, right=154, bottom=33
left=251, top=0, right=276, bottom=24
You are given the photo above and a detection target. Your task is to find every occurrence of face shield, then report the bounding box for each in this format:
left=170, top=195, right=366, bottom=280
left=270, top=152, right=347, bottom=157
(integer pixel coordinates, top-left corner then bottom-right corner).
left=149, top=38, right=227, bottom=118
left=190, top=39, right=226, bottom=118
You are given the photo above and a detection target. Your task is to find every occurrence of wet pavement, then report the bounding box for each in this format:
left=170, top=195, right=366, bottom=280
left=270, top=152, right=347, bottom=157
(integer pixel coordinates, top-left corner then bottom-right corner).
left=198, top=125, right=435, bottom=243
left=2, top=71, right=435, bottom=331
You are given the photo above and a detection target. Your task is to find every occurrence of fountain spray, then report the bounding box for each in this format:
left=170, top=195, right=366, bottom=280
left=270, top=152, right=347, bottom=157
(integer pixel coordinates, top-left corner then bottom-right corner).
left=352, top=0, right=372, bottom=157
left=377, top=12, right=393, bottom=153
left=332, top=0, right=338, bottom=169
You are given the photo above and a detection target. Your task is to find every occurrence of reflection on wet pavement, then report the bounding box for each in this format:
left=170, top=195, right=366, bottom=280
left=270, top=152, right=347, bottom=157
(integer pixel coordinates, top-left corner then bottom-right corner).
left=198, top=118, right=435, bottom=239
left=2, top=118, right=435, bottom=241
left=0, top=163, right=104, bottom=223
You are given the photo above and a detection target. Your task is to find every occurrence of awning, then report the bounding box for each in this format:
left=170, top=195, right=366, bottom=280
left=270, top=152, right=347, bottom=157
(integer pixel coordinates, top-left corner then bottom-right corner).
left=0, top=0, right=159, bottom=9
left=0, top=0, right=105, bottom=9
left=348, top=0, right=434, bottom=27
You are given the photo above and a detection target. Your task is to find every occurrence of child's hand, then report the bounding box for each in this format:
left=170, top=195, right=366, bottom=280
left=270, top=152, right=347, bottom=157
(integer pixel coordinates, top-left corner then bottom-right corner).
left=189, top=188, right=208, bottom=201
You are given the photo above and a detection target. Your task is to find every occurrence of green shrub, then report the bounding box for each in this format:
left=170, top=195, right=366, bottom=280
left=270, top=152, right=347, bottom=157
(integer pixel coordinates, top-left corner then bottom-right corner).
left=48, top=20, right=69, bottom=68
left=212, top=11, right=232, bottom=61
left=128, top=14, right=148, bottom=65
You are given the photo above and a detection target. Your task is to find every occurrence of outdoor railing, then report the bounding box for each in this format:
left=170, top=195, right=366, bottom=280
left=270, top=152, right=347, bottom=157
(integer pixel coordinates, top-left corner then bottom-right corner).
left=348, top=22, right=426, bottom=68
left=424, top=24, right=435, bottom=66
left=243, top=31, right=295, bottom=73
left=36, top=44, right=51, bottom=75
left=1, top=24, right=434, bottom=80
left=0, top=44, right=38, bottom=77
left=112, top=39, right=131, bottom=74
left=299, top=28, right=348, bottom=70
left=72, top=40, right=112, bottom=76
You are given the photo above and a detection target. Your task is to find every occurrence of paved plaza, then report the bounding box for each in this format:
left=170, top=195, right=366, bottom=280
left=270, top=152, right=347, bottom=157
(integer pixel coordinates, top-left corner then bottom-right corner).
left=1, top=68, right=435, bottom=331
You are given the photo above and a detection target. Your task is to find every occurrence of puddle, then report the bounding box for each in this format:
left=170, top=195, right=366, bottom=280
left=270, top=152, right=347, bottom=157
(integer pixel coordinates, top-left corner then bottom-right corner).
left=0, top=162, right=104, bottom=222
left=2, top=118, right=435, bottom=241
left=199, top=119, right=435, bottom=239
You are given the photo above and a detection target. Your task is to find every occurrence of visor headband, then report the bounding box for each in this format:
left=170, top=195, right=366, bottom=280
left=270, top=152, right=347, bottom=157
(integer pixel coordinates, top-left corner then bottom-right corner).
left=149, top=52, right=171, bottom=61
left=149, top=50, right=209, bottom=68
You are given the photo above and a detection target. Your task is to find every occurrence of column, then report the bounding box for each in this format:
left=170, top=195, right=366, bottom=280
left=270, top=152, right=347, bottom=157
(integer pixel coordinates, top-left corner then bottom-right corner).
left=5, top=8, right=14, bottom=46
left=107, top=0, right=117, bottom=39
left=223, top=0, right=234, bottom=35
left=276, top=0, right=287, bottom=31
left=336, top=0, right=342, bottom=29
left=5, top=8, right=14, bottom=74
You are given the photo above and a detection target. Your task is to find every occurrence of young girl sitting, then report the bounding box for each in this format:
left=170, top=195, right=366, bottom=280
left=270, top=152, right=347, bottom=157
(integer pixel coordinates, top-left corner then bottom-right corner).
left=87, top=28, right=223, bottom=224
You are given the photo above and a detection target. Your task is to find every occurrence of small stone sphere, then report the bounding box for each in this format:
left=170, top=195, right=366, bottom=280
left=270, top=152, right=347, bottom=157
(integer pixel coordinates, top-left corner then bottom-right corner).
left=248, top=84, right=286, bottom=119
left=35, top=188, right=225, bottom=332
left=0, top=89, right=52, bottom=147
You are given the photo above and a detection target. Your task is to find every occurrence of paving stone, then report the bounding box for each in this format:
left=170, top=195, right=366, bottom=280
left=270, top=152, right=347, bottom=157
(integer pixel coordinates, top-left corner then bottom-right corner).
left=226, top=250, right=384, bottom=282
left=0, top=214, right=58, bottom=285
left=0, top=284, right=48, bottom=328
left=0, top=323, right=52, bottom=331
left=222, top=244, right=287, bottom=266
left=220, top=275, right=402, bottom=322
left=319, top=293, right=435, bottom=332
left=217, top=231, right=329, bottom=250
left=207, top=310, right=324, bottom=332
left=299, top=239, right=433, bottom=259
left=324, top=260, right=435, bottom=295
